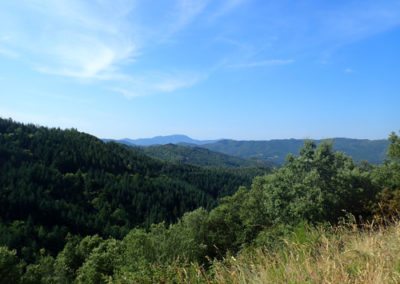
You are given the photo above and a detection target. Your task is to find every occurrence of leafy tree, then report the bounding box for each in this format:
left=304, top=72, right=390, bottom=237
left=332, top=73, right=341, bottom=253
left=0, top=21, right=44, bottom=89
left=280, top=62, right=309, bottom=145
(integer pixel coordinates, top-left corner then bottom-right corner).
left=388, top=131, right=400, bottom=160
left=0, top=246, right=22, bottom=283
left=54, top=235, right=104, bottom=283
left=76, top=239, right=123, bottom=284
left=205, top=187, right=249, bottom=257
left=246, top=141, right=377, bottom=227
left=373, top=130, right=400, bottom=218
left=21, top=254, right=55, bottom=284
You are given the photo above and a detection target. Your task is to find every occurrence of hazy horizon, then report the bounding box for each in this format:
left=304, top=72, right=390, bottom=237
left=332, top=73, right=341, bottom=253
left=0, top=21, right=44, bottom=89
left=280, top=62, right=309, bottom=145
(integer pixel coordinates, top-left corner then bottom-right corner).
left=106, top=132, right=390, bottom=142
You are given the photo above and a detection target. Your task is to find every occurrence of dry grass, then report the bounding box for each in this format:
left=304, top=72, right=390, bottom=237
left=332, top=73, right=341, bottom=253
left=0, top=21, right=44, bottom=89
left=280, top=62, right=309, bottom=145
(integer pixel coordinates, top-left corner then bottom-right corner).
left=113, top=220, right=400, bottom=283
left=208, top=221, right=400, bottom=284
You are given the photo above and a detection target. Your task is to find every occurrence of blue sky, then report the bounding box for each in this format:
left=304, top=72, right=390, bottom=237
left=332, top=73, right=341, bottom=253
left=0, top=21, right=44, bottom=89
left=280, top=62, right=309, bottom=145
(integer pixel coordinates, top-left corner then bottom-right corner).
left=0, top=0, right=399, bottom=140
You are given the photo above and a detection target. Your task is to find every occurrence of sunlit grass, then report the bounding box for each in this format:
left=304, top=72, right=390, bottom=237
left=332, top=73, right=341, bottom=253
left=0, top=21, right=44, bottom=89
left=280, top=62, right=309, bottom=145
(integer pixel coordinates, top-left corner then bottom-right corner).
left=112, top=219, right=400, bottom=283
left=208, top=220, right=400, bottom=284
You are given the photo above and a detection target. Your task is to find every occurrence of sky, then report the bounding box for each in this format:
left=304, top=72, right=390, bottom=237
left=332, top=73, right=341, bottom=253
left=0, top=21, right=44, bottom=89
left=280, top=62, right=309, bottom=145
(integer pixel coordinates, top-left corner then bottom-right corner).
left=0, top=0, right=399, bottom=140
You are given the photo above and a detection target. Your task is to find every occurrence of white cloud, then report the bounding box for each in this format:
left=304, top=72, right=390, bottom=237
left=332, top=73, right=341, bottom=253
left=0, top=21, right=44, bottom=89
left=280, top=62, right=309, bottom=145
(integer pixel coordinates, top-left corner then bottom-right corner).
left=112, top=71, right=205, bottom=98
left=0, top=0, right=225, bottom=97
left=35, top=32, right=135, bottom=79
left=154, top=75, right=203, bottom=92
left=0, top=1, right=137, bottom=80
left=344, top=68, right=354, bottom=73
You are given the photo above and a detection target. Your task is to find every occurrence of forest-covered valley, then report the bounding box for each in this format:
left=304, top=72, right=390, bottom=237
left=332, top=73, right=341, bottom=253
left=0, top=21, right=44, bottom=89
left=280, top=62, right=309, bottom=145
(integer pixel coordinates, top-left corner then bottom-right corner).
left=108, top=135, right=389, bottom=166
left=1, top=117, right=400, bottom=283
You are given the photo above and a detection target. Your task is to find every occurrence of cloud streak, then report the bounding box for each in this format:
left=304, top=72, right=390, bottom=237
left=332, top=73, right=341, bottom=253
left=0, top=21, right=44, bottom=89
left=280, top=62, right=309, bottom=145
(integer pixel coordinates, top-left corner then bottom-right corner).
left=229, top=59, right=294, bottom=68
left=0, top=1, right=137, bottom=80
left=111, top=71, right=206, bottom=98
left=0, top=0, right=248, bottom=97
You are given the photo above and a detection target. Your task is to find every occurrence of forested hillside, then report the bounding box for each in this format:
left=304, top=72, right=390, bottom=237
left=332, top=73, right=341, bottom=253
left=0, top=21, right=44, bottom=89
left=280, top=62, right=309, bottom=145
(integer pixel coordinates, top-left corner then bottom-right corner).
left=135, top=143, right=272, bottom=167
left=199, top=138, right=389, bottom=165
left=110, top=135, right=389, bottom=165
left=0, top=118, right=268, bottom=263
left=1, top=118, right=400, bottom=283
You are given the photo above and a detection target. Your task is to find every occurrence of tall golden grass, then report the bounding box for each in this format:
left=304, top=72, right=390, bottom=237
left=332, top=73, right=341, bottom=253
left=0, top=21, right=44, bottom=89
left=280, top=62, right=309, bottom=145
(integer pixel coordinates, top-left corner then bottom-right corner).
left=112, top=219, right=400, bottom=283
left=209, top=220, right=400, bottom=284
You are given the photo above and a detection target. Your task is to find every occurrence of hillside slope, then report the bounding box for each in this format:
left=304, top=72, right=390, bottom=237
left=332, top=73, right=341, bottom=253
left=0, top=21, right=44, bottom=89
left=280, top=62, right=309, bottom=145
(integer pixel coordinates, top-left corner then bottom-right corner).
left=136, top=143, right=272, bottom=167
left=0, top=118, right=266, bottom=260
left=200, top=138, right=389, bottom=165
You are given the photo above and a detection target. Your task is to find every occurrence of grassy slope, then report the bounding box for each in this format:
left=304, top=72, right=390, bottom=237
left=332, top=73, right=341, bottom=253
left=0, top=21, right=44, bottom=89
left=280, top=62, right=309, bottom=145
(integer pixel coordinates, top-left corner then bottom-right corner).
left=131, top=220, right=400, bottom=283
left=211, top=222, right=400, bottom=283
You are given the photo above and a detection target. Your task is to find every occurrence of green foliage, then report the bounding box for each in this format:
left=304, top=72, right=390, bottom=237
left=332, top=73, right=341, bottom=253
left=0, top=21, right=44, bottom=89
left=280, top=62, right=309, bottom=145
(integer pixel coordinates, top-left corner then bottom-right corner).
left=0, top=246, right=23, bottom=284
left=0, top=118, right=259, bottom=262
left=246, top=141, right=378, bottom=226
left=21, top=255, right=55, bottom=284
left=201, top=137, right=389, bottom=165
left=205, top=187, right=250, bottom=256
left=54, top=235, right=104, bottom=282
left=138, top=143, right=272, bottom=167
left=388, top=130, right=400, bottom=161
left=372, top=130, right=400, bottom=219
left=121, top=207, right=209, bottom=271
left=76, top=239, right=123, bottom=284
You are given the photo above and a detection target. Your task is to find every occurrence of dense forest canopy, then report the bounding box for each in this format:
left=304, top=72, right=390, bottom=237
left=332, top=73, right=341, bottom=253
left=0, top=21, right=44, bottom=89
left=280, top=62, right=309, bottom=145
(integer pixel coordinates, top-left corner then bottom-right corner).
left=0, top=118, right=269, bottom=262
left=196, top=138, right=389, bottom=165
left=134, top=143, right=272, bottom=167
left=108, top=136, right=389, bottom=166
left=1, top=118, right=399, bottom=283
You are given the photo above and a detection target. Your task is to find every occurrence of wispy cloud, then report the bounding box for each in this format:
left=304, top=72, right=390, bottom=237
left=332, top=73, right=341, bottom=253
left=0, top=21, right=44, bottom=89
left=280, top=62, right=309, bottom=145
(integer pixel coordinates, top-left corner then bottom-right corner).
left=111, top=71, right=206, bottom=98
left=218, top=1, right=400, bottom=62
left=167, top=0, right=211, bottom=36
left=1, top=0, right=398, bottom=98
left=0, top=1, right=137, bottom=80
left=230, top=59, right=294, bottom=68
left=320, top=1, right=400, bottom=43
left=0, top=47, right=19, bottom=58
left=34, top=31, right=135, bottom=80
left=289, top=1, right=400, bottom=56
left=207, top=0, right=248, bottom=21
left=1, top=0, right=254, bottom=99
left=0, top=0, right=218, bottom=96
left=344, top=68, right=354, bottom=73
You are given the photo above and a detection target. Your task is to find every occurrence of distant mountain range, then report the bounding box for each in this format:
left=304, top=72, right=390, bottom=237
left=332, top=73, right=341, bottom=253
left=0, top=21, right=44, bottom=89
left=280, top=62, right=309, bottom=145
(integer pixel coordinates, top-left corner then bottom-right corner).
left=104, top=135, right=390, bottom=166
left=104, top=135, right=218, bottom=146
left=136, top=144, right=272, bottom=168
left=200, top=138, right=389, bottom=165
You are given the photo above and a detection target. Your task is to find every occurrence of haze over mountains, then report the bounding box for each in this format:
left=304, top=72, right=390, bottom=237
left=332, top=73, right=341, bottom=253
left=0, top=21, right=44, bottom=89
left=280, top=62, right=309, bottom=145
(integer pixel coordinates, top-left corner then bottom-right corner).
left=105, top=135, right=218, bottom=147
left=105, top=135, right=390, bottom=166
